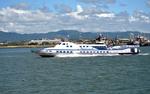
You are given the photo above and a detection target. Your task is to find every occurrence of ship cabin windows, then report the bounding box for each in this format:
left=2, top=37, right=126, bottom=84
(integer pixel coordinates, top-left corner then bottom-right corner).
left=56, top=50, right=73, bottom=54
left=92, top=46, right=107, bottom=50
left=79, top=50, right=109, bottom=54
left=66, top=45, right=72, bottom=48
left=80, top=45, right=89, bottom=48
left=47, top=50, right=52, bottom=52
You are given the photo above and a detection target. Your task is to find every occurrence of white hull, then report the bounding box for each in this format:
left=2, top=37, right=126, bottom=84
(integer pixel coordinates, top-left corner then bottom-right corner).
left=35, top=42, right=140, bottom=57
left=56, top=53, right=120, bottom=57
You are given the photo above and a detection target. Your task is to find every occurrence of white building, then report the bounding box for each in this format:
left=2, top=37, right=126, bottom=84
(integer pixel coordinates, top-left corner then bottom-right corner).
left=28, top=38, right=61, bottom=45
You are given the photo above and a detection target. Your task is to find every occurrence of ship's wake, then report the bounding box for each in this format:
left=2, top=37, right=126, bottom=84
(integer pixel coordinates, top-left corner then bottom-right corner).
left=138, top=53, right=150, bottom=56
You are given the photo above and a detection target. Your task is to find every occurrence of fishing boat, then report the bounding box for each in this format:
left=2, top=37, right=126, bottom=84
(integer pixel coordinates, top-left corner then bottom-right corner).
left=33, top=42, right=140, bottom=57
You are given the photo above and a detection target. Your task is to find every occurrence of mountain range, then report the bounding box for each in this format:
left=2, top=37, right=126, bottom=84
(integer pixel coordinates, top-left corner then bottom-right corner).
left=0, top=30, right=149, bottom=42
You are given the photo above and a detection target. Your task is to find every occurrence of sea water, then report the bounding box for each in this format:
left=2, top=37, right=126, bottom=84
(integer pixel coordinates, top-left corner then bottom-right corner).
left=0, top=47, right=150, bottom=94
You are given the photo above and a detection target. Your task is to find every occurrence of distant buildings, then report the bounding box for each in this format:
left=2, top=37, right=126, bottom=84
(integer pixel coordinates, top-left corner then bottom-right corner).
left=0, top=34, right=150, bottom=48
left=134, top=35, right=150, bottom=46
left=28, top=38, right=61, bottom=45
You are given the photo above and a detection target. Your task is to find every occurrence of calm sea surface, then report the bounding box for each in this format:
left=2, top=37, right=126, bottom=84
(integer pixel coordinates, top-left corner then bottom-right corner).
left=0, top=47, right=150, bottom=94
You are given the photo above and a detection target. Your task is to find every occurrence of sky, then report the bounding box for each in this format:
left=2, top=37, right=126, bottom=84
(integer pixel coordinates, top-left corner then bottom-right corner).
left=0, top=0, right=150, bottom=33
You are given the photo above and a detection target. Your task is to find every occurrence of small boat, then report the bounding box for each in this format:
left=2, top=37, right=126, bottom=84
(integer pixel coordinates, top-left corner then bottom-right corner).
left=33, top=42, right=140, bottom=57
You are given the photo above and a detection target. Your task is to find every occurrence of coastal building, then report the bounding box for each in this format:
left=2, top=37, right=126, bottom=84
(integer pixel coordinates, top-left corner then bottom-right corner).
left=134, top=35, right=150, bottom=46
left=0, top=42, right=8, bottom=45
left=118, top=38, right=130, bottom=45
left=28, top=38, right=61, bottom=45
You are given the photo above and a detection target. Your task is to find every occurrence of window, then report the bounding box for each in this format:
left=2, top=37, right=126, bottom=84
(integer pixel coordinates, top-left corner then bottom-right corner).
left=70, top=45, right=72, bottom=47
left=62, top=43, right=65, bottom=45
left=48, top=50, right=51, bottom=52
left=66, top=46, right=69, bottom=47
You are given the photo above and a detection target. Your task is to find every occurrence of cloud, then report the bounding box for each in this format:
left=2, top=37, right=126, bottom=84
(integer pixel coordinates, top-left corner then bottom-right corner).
left=78, top=0, right=116, bottom=4
left=65, top=5, right=88, bottom=20
left=77, top=0, right=116, bottom=9
left=54, top=3, right=72, bottom=13
left=0, top=4, right=150, bottom=33
left=39, top=6, right=51, bottom=13
left=10, top=2, right=30, bottom=10
left=147, top=0, right=150, bottom=7
left=129, top=11, right=150, bottom=23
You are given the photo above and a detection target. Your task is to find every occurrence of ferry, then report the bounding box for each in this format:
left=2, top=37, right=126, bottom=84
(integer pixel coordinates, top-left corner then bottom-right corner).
left=34, top=42, right=140, bottom=57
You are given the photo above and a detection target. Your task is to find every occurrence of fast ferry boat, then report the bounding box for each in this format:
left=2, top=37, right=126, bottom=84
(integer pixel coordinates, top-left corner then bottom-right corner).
left=34, top=42, right=140, bottom=57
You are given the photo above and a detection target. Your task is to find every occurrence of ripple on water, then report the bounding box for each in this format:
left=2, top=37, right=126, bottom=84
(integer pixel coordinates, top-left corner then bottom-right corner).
left=0, top=47, right=150, bottom=94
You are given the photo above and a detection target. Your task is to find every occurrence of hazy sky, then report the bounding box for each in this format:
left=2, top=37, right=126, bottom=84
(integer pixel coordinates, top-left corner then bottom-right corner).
left=0, top=0, right=150, bottom=33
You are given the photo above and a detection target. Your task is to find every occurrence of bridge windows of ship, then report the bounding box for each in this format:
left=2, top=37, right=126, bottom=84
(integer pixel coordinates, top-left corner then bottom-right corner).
left=92, top=46, right=107, bottom=50
left=47, top=50, right=52, bottom=52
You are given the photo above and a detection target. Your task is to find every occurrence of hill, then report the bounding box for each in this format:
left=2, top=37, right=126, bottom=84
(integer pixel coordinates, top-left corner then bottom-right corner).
left=0, top=30, right=149, bottom=42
